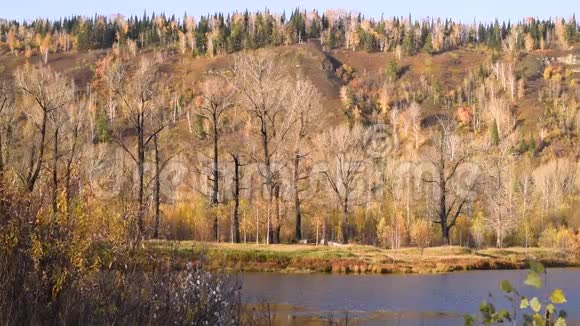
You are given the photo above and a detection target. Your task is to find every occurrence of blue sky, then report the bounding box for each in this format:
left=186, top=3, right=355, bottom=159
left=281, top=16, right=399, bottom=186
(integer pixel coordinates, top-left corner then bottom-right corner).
left=2, top=0, right=578, bottom=22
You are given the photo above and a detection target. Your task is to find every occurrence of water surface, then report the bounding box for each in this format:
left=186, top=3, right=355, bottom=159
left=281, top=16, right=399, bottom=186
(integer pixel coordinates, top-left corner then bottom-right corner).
left=240, top=268, right=580, bottom=325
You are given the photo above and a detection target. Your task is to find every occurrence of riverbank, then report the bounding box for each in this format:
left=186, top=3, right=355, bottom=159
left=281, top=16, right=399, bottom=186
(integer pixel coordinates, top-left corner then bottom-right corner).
left=148, top=241, right=579, bottom=274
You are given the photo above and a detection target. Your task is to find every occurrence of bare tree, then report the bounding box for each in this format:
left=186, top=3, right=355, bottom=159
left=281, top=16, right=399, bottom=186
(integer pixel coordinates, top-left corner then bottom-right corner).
left=533, top=159, right=578, bottom=228
left=104, top=57, right=164, bottom=239
left=194, top=75, right=235, bottom=241
left=223, top=107, right=251, bottom=244
left=319, top=124, right=370, bottom=244
left=287, top=79, right=324, bottom=241
left=231, top=52, right=294, bottom=244
left=48, top=85, right=75, bottom=219
left=14, top=65, right=73, bottom=198
left=60, top=94, right=90, bottom=215
left=0, top=81, right=16, bottom=190
left=422, top=120, right=479, bottom=245
left=150, top=84, right=176, bottom=239
left=516, top=156, right=535, bottom=247
left=483, top=140, right=518, bottom=248
left=229, top=152, right=246, bottom=243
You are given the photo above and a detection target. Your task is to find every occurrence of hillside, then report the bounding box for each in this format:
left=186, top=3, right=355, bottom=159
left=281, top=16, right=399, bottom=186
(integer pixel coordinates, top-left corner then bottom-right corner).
left=1, top=35, right=579, bottom=248
left=2, top=41, right=578, bottom=136
left=2, top=8, right=580, bottom=326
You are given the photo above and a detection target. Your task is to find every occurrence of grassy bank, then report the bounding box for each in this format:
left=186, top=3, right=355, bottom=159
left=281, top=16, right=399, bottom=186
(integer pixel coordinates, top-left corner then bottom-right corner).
left=148, top=241, right=579, bottom=274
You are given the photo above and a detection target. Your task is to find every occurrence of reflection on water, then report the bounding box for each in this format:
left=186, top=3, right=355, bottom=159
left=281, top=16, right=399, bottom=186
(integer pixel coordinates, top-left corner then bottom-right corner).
left=240, top=268, right=580, bottom=326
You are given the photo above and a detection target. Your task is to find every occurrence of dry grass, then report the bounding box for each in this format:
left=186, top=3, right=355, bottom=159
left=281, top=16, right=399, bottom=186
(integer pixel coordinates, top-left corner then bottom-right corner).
left=147, top=241, right=578, bottom=274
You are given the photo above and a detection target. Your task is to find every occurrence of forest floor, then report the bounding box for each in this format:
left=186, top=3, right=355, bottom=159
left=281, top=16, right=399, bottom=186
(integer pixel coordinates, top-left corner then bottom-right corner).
left=148, top=241, right=579, bottom=274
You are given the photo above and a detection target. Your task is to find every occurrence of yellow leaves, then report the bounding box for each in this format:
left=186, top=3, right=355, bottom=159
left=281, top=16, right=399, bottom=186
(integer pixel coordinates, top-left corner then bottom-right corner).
left=530, top=297, right=542, bottom=312
left=410, top=218, right=435, bottom=250
left=0, top=222, right=20, bottom=250
left=52, top=269, right=69, bottom=298
left=31, top=235, right=44, bottom=260
left=544, top=64, right=572, bottom=83
left=550, top=289, right=567, bottom=304
left=551, top=73, right=563, bottom=82
left=544, top=66, right=554, bottom=80
left=538, top=225, right=578, bottom=251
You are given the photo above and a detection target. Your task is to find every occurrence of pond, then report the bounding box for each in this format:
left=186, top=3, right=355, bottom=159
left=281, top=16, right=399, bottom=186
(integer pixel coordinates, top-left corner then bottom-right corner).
left=240, top=268, right=580, bottom=325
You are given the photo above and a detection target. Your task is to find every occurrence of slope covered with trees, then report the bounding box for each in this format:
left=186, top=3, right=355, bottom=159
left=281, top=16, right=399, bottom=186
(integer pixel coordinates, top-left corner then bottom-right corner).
left=0, top=10, right=579, bottom=253
left=0, top=10, right=577, bottom=58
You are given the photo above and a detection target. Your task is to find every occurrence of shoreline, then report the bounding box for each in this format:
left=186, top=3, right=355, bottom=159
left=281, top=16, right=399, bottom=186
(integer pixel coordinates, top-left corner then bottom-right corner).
left=149, top=241, right=580, bottom=275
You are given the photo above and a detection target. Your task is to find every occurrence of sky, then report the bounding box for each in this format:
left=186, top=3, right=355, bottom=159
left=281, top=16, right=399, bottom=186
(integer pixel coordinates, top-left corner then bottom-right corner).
left=2, top=0, right=578, bottom=22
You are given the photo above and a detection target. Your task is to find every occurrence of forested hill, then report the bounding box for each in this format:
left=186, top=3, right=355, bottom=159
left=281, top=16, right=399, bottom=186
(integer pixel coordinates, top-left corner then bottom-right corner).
left=0, top=9, right=579, bottom=249
left=0, top=10, right=577, bottom=56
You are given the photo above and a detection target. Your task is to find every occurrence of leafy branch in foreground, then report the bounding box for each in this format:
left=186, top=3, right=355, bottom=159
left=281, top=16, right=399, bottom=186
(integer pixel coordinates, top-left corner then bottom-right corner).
left=465, top=262, right=568, bottom=325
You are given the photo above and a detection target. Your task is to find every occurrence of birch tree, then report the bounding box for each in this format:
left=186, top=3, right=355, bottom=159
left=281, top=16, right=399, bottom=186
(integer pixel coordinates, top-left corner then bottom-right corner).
left=422, top=120, right=479, bottom=245
left=287, top=79, right=324, bottom=241
left=14, top=65, right=73, bottom=195
left=104, top=57, right=164, bottom=239
left=319, top=124, right=370, bottom=244
left=231, top=52, right=294, bottom=244
left=194, top=75, right=235, bottom=241
left=484, top=140, right=517, bottom=248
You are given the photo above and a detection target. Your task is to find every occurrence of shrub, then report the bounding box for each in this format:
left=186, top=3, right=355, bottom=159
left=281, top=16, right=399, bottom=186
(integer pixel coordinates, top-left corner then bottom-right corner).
left=471, top=211, right=487, bottom=248
left=410, top=219, right=435, bottom=255
left=543, top=65, right=554, bottom=80
left=555, top=228, right=577, bottom=251
left=377, top=214, right=407, bottom=249
left=0, top=190, right=242, bottom=325
left=538, top=226, right=559, bottom=248
left=538, top=225, right=577, bottom=251
left=385, top=61, right=402, bottom=81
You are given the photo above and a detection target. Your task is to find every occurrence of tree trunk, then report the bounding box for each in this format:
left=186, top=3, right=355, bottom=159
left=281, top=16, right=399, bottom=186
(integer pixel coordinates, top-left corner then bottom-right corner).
left=153, top=134, right=161, bottom=239
left=496, top=224, right=503, bottom=248
left=27, top=111, right=48, bottom=192
left=64, top=128, right=78, bottom=217
left=0, top=129, right=4, bottom=181
left=293, top=152, right=302, bottom=242
left=259, top=118, right=274, bottom=245
left=255, top=202, right=260, bottom=244
left=438, top=130, right=450, bottom=245
left=231, top=153, right=241, bottom=243
left=52, top=128, right=59, bottom=220
left=137, top=115, right=145, bottom=239
left=321, top=215, right=328, bottom=245
left=342, top=199, right=349, bottom=244
left=211, top=117, right=219, bottom=241
left=272, top=183, right=281, bottom=244
left=441, top=224, right=450, bottom=246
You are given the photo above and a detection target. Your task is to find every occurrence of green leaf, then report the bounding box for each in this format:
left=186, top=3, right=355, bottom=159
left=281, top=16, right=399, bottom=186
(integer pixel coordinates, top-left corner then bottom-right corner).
left=533, top=313, right=545, bottom=325
left=529, top=261, right=545, bottom=274
left=497, top=308, right=512, bottom=321
left=547, top=304, right=556, bottom=315
left=480, top=300, right=494, bottom=313
left=525, top=271, right=543, bottom=288
left=550, top=289, right=567, bottom=304
left=554, top=317, right=567, bottom=326
left=479, top=300, right=495, bottom=323
left=500, top=280, right=513, bottom=293
left=530, top=297, right=542, bottom=313
left=464, top=314, right=475, bottom=326
left=520, top=297, right=530, bottom=309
